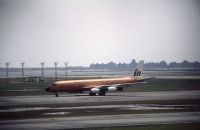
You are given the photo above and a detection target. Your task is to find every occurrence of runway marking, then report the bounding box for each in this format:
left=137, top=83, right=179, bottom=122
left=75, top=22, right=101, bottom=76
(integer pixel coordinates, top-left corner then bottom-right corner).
left=43, top=112, right=70, bottom=115
left=1, top=104, right=197, bottom=112
left=0, top=112, right=200, bottom=130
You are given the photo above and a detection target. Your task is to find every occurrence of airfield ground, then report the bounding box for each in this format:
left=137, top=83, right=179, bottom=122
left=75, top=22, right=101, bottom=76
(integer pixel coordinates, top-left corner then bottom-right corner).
left=0, top=71, right=200, bottom=129
left=0, top=78, right=200, bottom=96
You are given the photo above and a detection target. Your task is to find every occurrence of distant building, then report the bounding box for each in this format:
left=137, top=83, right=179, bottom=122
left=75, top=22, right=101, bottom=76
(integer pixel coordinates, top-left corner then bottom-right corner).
left=90, top=59, right=200, bottom=70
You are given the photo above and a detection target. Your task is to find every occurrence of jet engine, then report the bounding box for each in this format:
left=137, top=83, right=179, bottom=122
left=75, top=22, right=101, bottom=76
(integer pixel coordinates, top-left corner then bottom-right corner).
left=108, top=85, right=124, bottom=92
left=90, top=88, right=100, bottom=93
left=107, top=86, right=117, bottom=91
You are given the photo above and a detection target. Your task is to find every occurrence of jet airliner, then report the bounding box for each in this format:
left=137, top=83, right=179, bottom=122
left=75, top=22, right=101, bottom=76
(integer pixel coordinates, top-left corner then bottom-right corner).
left=46, top=61, right=147, bottom=97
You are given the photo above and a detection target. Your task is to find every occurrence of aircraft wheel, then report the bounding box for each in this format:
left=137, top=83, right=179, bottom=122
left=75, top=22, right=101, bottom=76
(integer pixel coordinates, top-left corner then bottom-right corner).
left=89, top=92, right=96, bottom=96
left=98, top=92, right=105, bottom=96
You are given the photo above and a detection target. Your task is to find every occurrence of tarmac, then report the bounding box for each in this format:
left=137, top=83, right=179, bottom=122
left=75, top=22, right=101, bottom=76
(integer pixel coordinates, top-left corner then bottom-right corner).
left=0, top=112, right=199, bottom=130
left=1, top=91, right=200, bottom=106
left=0, top=91, right=200, bottom=129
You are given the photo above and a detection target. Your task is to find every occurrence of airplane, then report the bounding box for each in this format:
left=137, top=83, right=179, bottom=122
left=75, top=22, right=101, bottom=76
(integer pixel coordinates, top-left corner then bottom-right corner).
left=45, top=60, right=148, bottom=97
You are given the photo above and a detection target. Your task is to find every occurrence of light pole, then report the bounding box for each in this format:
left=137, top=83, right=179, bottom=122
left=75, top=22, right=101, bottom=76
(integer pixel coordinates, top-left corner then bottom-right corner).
left=6, top=62, right=10, bottom=83
left=41, top=62, right=44, bottom=78
left=21, top=62, right=25, bottom=79
left=54, top=62, right=58, bottom=80
left=64, top=62, right=68, bottom=80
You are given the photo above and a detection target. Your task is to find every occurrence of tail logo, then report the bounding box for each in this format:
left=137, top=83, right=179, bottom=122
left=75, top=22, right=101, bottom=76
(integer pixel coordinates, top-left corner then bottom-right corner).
left=134, top=69, right=141, bottom=76
left=133, top=60, right=144, bottom=76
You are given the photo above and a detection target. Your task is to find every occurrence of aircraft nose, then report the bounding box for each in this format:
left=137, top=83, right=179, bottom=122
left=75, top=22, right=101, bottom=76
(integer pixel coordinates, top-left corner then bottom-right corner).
left=45, top=87, right=50, bottom=92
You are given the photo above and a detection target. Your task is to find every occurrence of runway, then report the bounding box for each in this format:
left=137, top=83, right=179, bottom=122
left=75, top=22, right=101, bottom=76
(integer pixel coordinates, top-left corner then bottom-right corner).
left=0, top=112, right=200, bottom=130
left=1, top=91, right=200, bottom=106
left=0, top=91, right=200, bottom=129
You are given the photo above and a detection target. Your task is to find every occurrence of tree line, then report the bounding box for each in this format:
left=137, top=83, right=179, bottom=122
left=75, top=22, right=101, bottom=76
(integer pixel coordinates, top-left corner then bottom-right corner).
left=90, top=59, right=200, bottom=70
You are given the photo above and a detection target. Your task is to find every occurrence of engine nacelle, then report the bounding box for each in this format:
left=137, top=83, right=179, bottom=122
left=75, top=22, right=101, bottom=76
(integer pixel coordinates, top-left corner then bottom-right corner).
left=116, top=86, right=124, bottom=91
left=108, top=86, right=117, bottom=91
left=108, top=85, right=124, bottom=92
left=90, top=88, right=100, bottom=93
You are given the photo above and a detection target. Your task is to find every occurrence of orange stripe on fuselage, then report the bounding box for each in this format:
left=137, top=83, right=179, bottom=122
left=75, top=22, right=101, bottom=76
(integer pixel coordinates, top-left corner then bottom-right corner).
left=50, top=76, right=143, bottom=92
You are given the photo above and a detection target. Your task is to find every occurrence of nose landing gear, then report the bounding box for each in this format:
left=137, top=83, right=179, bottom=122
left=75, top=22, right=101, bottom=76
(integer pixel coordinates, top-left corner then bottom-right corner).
left=55, top=92, right=59, bottom=97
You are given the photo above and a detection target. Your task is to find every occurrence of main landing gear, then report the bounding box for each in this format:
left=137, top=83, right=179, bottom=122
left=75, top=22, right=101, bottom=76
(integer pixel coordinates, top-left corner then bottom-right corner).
left=89, top=92, right=106, bottom=96
left=98, top=92, right=105, bottom=96
left=89, top=92, right=96, bottom=96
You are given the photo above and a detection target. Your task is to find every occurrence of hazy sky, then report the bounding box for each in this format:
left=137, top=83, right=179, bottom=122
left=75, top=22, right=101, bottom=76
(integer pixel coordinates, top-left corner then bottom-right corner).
left=0, top=0, right=200, bottom=67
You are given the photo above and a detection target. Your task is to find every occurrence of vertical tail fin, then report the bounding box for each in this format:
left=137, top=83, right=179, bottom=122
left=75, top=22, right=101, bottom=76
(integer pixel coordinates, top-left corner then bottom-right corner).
left=134, top=60, right=144, bottom=76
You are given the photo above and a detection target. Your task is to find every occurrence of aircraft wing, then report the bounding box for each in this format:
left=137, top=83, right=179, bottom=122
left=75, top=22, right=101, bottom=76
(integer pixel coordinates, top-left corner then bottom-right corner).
left=84, top=77, right=155, bottom=94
